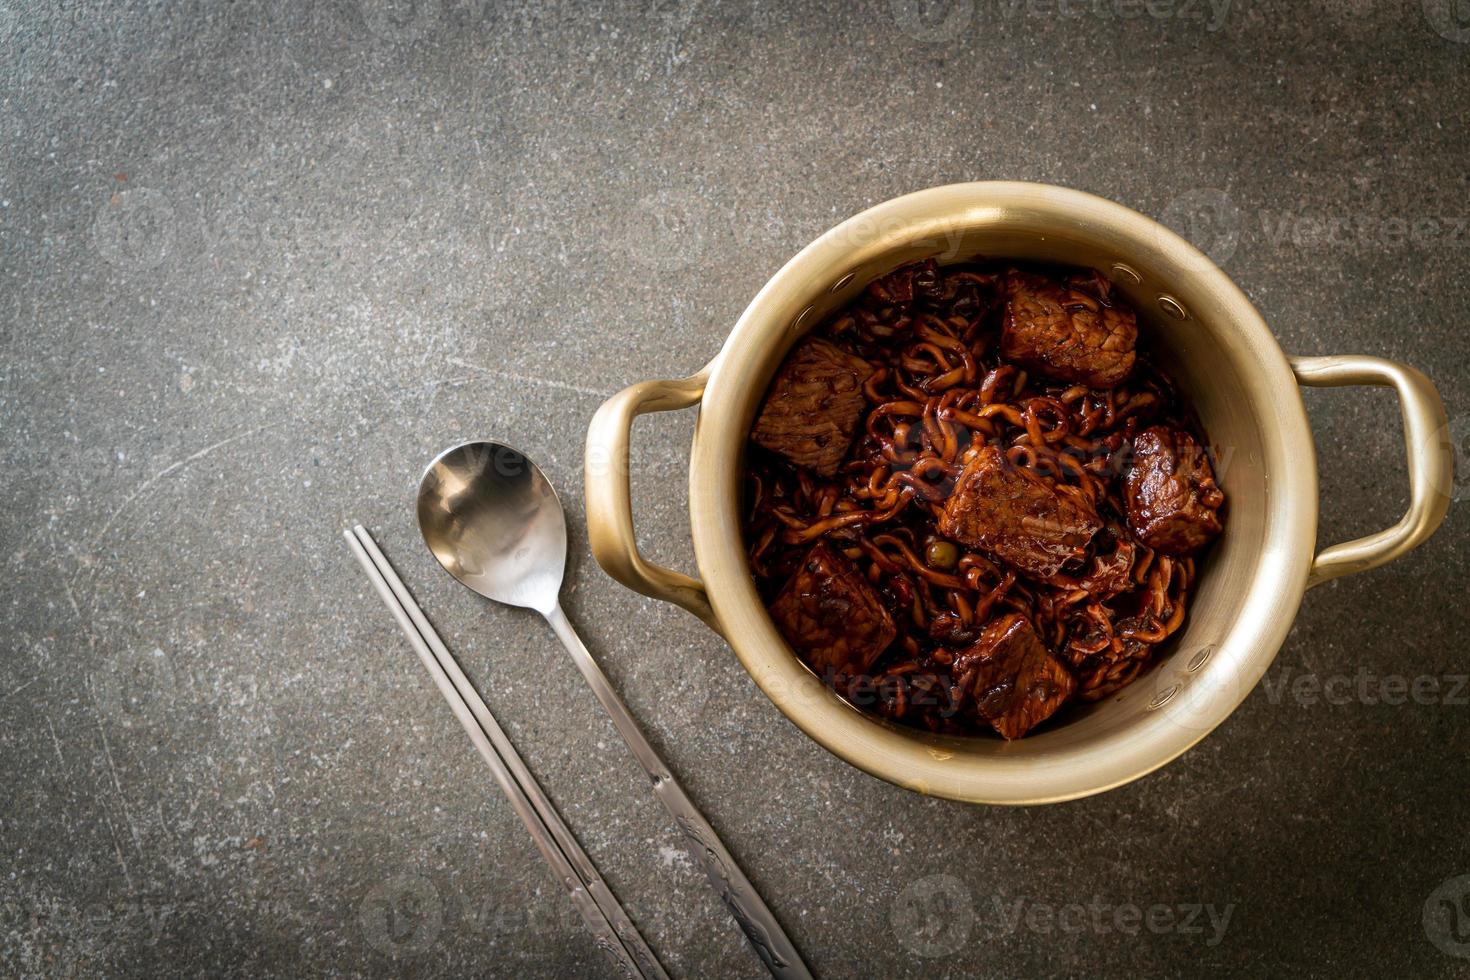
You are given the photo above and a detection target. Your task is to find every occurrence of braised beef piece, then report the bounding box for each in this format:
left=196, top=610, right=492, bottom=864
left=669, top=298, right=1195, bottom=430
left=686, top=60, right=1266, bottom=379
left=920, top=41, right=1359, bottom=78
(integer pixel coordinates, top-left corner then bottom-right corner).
left=1000, top=269, right=1137, bottom=388
left=768, top=541, right=897, bottom=676
left=751, top=337, right=876, bottom=477
left=937, top=445, right=1102, bottom=580
left=951, top=613, right=1076, bottom=739
left=1124, top=425, right=1224, bottom=555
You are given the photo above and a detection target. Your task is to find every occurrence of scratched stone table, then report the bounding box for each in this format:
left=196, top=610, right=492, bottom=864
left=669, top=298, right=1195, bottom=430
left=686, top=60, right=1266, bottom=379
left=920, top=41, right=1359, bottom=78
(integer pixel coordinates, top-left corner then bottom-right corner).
left=3, top=1, right=1468, bottom=976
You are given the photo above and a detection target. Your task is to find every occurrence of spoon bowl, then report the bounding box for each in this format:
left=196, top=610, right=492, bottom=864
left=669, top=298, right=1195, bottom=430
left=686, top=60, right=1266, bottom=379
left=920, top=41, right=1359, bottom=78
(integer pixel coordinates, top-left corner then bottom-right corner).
left=417, top=441, right=566, bottom=614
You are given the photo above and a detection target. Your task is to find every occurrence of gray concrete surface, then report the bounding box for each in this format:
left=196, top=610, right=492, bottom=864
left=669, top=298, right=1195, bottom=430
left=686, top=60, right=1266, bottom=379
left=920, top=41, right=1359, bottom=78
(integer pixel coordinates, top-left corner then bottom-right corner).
left=3, top=0, right=1468, bottom=976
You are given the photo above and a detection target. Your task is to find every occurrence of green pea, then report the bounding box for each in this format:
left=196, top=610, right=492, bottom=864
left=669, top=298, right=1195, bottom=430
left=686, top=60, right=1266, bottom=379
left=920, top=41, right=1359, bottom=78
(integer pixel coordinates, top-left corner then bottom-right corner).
left=926, top=540, right=959, bottom=571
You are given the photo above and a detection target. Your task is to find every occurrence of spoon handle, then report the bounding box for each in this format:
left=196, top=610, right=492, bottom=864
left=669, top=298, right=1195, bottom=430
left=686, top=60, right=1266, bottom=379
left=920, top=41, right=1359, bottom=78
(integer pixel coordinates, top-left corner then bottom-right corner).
left=545, top=604, right=813, bottom=980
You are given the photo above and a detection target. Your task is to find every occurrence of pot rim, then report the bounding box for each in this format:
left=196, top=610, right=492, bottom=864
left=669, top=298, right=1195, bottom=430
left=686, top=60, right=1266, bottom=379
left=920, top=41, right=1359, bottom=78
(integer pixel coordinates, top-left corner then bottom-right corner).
left=686, top=181, right=1316, bottom=804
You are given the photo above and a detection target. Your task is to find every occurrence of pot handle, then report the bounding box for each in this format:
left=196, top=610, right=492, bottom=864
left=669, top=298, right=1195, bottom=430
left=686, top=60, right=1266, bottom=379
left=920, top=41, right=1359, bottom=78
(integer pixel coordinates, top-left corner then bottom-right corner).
left=1290, top=355, right=1453, bottom=589
left=585, top=366, right=722, bottom=634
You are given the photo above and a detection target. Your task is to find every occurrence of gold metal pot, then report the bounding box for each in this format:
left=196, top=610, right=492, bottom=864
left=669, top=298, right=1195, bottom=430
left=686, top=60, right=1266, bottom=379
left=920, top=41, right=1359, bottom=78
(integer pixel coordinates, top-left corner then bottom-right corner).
left=584, top=182, right=1453, bottom=804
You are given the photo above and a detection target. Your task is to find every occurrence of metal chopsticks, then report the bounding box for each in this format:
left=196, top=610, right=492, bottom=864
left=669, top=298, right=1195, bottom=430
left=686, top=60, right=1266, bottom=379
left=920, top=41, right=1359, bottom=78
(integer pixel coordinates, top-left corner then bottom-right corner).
left=344, top=524, right=668, bottom=980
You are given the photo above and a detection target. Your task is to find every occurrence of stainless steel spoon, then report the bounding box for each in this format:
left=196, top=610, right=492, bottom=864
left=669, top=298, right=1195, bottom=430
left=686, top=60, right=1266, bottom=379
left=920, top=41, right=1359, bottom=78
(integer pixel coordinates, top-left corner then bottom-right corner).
left=417, top=441, right=812, bottom=980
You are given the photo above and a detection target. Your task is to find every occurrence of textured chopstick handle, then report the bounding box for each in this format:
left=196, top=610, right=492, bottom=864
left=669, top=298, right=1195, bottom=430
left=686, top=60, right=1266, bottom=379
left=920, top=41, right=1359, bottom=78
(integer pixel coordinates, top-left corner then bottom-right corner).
left=346, top=527, right=658, bottom=979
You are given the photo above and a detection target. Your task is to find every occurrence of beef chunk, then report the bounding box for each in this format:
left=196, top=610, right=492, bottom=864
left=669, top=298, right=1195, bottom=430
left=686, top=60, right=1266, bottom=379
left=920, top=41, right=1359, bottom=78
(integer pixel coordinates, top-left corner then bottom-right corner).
left=1124, top=425, right=1224, bottom=555
left=937, top=445, right=1102, bottom=580
left=751, top=338, right=876, bottom=477
left=769, top=541, right=897, bottom=676
left=953, top=613, right=1076, bottom=739
left=1000, top=270, right=1137, bottom=388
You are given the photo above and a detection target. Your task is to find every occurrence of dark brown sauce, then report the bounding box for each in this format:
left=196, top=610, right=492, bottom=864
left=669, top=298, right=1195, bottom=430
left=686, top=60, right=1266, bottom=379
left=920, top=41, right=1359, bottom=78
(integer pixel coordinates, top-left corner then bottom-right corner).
left=741, top=259, right=1224, bottom=739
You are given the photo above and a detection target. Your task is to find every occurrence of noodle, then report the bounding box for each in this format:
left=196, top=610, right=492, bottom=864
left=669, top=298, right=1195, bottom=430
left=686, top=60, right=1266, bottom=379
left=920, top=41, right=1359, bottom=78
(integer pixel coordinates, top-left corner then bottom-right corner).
left=742, top=260, right=1219, bottom=736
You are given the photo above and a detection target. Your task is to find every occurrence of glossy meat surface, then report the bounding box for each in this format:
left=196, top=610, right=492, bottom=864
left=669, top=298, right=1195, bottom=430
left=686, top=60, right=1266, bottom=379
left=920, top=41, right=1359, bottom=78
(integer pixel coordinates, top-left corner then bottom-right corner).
left=952, top=613, right=1076, bottom=739
left=1001, top=270, right=1137, bottom=388
left=938, top=445, right=1103, bottom=580
left=768, top=541, right=897, bottom=675
left=1125, top=425, right=1224, bottom=555
left=751, top=337, right=876, bottom=477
